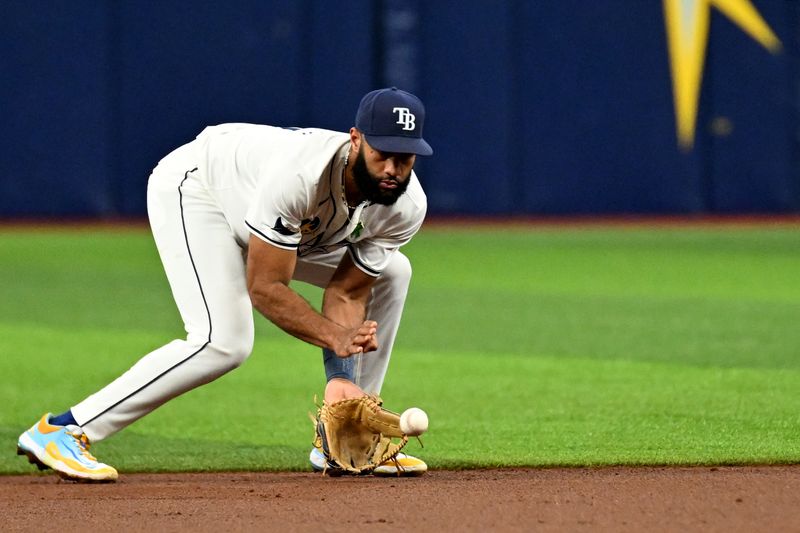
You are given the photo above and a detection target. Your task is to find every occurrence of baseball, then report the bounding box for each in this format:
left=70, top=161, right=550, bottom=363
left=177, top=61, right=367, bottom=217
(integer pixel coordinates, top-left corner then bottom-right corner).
left=400, top=407, right=429, bottom=436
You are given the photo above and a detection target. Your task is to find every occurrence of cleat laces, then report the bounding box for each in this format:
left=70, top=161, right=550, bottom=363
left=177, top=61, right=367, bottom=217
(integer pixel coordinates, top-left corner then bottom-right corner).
left=67, top=430, right=98, bottom=462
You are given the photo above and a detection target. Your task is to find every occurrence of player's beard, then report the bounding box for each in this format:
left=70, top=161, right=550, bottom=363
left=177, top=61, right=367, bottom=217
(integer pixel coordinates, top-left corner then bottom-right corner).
left=352, top=146, right=411, bottom=206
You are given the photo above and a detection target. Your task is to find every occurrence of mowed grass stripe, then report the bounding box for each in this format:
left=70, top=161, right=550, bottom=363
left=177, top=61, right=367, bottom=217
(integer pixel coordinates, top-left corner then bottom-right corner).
left=1, top=225, right=798, bottom=472
left=2, top=323, right=797, bottom=471
left=386, top=350, right=800, bottom=467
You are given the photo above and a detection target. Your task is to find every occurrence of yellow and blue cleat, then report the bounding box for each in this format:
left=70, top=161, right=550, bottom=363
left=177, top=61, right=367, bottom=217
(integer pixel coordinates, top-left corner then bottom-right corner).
left=17, top=414, right=118, bottom=482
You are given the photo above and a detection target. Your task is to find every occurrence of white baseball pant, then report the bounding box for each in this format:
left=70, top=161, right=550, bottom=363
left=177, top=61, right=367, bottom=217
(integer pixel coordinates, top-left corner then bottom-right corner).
left=70, top=153, right=412, bottom=442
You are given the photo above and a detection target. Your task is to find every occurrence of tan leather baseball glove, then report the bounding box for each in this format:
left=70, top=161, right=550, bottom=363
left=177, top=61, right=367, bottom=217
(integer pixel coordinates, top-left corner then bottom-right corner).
left=312, top=396, right=408, bottom=475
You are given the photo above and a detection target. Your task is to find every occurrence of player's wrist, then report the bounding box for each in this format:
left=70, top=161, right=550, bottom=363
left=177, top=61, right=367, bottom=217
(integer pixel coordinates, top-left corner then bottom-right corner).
left=322, top=323, right=349, bottom=355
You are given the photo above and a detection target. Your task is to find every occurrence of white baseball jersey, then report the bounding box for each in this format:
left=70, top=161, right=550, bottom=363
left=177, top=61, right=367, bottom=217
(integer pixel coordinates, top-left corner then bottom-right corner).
left=191, top=123, right=427, bottom=276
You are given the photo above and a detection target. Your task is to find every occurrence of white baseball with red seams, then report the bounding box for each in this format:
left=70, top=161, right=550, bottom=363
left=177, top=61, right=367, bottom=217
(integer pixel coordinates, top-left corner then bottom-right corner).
left=400, top=407, right=428, bottom=436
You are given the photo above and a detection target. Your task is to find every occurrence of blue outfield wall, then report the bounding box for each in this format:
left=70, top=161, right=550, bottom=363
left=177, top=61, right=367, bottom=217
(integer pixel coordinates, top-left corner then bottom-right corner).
left=1, top=1, right=798, bottom=217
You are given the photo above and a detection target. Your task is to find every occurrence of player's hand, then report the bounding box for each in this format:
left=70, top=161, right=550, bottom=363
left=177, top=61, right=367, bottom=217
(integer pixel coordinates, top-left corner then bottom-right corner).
left=335, top=320, right=378, bottom=357
left=324, top=378, right=367, bottom=403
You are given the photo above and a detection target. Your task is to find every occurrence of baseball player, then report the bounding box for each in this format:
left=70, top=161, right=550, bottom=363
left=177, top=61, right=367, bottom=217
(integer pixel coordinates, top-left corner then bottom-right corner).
left=16, top=87, right=432, bottom=481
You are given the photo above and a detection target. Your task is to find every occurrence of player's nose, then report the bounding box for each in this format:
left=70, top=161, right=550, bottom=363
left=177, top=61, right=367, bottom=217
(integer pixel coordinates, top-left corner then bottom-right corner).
left=383, top=157, right=398, bottom=177
left=384, top=156, right=411, bottom=178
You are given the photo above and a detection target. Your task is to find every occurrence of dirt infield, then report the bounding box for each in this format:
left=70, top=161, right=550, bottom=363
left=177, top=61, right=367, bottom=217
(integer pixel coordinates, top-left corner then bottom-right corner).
left=2, top=466, right=799, bottom=532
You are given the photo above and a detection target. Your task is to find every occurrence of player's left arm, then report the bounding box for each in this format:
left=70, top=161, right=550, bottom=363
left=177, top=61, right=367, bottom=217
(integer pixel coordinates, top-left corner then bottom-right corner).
left=322, top=251, right=379, bottom=352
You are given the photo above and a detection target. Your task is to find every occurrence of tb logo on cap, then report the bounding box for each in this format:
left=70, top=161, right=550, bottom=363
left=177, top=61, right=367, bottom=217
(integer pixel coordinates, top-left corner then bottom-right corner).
left=393, top=107, right=416, bottom=131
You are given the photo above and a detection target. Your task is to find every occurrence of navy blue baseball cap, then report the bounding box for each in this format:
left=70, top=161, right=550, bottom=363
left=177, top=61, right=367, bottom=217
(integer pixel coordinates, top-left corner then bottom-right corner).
left=355, top=87, right=433, bottom=156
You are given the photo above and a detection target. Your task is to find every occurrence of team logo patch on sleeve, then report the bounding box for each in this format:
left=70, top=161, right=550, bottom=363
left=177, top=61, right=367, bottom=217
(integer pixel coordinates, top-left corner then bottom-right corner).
left=272, top=217, right=296, bottom=236
left=349, top=221, right=364, bottom=240
left=300, top=216, right=321, bottom=235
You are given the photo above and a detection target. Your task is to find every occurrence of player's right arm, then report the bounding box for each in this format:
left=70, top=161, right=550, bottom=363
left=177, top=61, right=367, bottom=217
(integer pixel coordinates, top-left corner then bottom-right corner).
left=246, top=234, right=377, bottom=357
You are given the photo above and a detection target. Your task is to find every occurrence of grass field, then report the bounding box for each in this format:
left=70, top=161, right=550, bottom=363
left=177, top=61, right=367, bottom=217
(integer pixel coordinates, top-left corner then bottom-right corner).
left=1, top=223, right=799, bottom=474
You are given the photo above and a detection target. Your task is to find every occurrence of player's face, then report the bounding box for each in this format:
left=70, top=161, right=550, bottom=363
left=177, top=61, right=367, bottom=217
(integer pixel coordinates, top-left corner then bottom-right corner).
left=352, top=141, right=415, bottom=206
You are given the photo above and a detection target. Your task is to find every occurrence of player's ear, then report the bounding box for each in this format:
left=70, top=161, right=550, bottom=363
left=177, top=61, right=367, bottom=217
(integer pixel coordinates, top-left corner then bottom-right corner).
left=350, top=127, right=362, bottom=152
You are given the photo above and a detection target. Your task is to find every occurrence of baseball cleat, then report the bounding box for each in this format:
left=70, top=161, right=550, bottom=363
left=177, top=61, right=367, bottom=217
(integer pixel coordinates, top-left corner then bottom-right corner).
left=372, top=452, right=427, bottom=477
left=309, top=446, right=333, bottom=473
left=17, top=414, right=118, bottom=482
left=309, top=447, right=427, bottom=477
